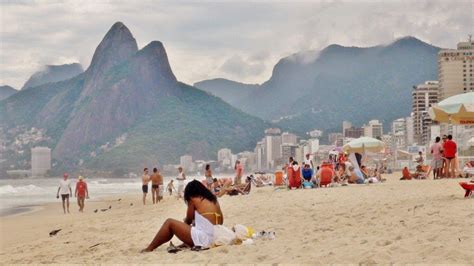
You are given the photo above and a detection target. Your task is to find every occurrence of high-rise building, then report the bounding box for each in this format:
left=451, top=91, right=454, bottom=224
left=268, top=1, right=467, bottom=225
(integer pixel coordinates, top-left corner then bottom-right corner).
left=281, top=132, right=297, bottom=145
left=264, top=128, right=282, bottom=169
left=180, top=155, right=193, bottom=172
left=254, top=140, right=265, bottom=170
left=281, top=144, right=297, bottom=162
left=406, top=116, right=414, bottom=146
left=412, top=81, right=439, bottom=145
left=342, top=121, right=352, bottom=137
left=344, top=127, right=364, bottom=138
left=328, top=133, right=343, bottom=145
left=438, top=38, right=474, bottom=100
left=31, top=147, right=51, bottom=177
left=391, top=118, right=407, bottom=148
left=363, top=120, right=383, bottom=139
left=217, top=148, right=232, bottom=165
left=238, top=151, right=256, bottom=171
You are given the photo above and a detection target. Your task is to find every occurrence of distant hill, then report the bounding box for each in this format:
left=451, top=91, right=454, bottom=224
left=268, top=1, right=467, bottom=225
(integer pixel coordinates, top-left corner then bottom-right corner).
left=0, top=22, right=268, bottom=172
left=21, top=63, right=84, bottom=90
left=196, top=37, right=440, bottom=134
left=194, top=78, right=260, bottom=108
left=0, top=85, right=16, bottom=101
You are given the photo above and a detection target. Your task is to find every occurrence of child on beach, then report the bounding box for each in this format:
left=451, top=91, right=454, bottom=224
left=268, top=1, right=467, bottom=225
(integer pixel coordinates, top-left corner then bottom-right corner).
left=75, top=176, right=89, bottom=212
left=166, top=180, right=176, bottom=196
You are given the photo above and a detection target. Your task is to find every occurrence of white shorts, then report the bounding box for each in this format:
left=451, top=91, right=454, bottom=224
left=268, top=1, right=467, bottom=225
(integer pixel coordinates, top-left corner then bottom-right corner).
left=431, top=159, right=443, bottom=169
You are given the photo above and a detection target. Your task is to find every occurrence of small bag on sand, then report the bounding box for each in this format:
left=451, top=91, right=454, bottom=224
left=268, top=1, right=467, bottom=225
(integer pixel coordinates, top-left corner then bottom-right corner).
left=213, top=225, right=237, bottom=246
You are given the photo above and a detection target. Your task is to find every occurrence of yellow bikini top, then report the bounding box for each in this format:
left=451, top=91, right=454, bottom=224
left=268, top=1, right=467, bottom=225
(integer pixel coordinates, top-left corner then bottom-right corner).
left=200, top=212, right=222, bottom=224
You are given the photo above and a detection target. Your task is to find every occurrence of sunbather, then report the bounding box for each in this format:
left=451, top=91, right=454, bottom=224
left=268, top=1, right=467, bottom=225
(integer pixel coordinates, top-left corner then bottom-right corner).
left=217, top=177, right=252, bottom=197
left=141, top=180, right=223, bottom=252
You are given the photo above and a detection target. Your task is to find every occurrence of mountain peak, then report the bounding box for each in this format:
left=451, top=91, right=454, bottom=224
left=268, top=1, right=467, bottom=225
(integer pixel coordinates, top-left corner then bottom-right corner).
left=86, top=22, right=138, bottom=74
left=130, top=41, right=177, bottom=87
left=389, top=36, right=436, bottom=49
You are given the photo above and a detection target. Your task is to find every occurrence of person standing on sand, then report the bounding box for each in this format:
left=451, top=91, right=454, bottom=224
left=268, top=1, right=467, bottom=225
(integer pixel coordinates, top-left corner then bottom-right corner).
left=234, top=160, right=243, bottom=185
left=304, top=154, right=314, bottom=169
left=429, top=136, right=443, bottom=179
left=150, top=168, right=164, bottom=203
left=142, top=168, right=150, bottom=205
left=75, top=176, right=89, bottom=212
left=177, top=167, right=186, bottom=199
left=204, top=164, right=213, bottom=189
left=56, top=173, right=72, bottom=214
left=443, top=135, right=457, bottom=178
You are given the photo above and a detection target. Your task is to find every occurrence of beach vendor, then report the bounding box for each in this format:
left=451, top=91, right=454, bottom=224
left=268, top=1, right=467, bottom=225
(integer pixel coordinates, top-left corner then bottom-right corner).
left=142, top=180, right=224, bottom=252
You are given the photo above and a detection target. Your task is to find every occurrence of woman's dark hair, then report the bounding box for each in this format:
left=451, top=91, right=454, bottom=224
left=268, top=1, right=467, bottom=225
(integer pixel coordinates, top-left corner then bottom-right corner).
left=205, top=164, right=210, bottom=170
left=184, top=180, right=217, bottom=204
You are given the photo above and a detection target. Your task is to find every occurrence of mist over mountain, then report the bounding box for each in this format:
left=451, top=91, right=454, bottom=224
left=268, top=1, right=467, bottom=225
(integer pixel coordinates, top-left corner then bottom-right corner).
left=0, top=22, right=267, bottom=172
left=21, top=63, right=84, bottom=90
left=196, top=36, right=440, bottom=135
left=0, top=85, right=17, bottom=101
left=194, top=78, right=260, bottom=108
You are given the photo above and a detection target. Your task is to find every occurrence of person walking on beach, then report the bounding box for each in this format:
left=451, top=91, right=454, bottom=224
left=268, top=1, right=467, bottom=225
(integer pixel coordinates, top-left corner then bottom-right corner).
left=443, top=135, right=457, bottom=178
left=429, top=136, right=443, bottom=179
left=75, top=176, right=89, bottom=212
left=177, top=166, right=186, bottom=199
left=204, top=164, right=213, bottom=189
left=234, top=160, right=243, bottom=185
left=142, top=168, right=150, bottom=205
left=150, top=168, right=164, bottom=204
left=56, top=173, right=72, bottom=214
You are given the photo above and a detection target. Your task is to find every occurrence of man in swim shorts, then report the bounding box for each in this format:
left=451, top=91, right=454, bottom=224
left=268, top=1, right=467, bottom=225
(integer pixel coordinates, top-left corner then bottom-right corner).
left=150, top=168, right=164, bottom=203
left=75, top=176, right=89, bottom=212
left=56, top=172, right=72, bottom=214
left=142, top=168, right=150, bottom=205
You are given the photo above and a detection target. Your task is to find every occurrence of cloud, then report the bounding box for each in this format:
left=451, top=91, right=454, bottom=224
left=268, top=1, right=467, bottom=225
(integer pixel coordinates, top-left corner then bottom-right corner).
left=0, top=0, right=472, bottom=88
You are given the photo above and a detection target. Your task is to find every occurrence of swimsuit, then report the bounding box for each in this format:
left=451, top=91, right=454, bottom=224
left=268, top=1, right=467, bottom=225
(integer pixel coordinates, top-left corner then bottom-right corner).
left=61, top=194, right=69, bottom=200
left=142, top=185, right=148, bottom=193
left=152, top=184, right=159, bottom=189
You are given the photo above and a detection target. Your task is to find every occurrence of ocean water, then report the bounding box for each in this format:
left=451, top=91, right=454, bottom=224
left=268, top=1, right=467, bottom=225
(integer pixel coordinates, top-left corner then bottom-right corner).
left=0, top=175, right=212, bottom=216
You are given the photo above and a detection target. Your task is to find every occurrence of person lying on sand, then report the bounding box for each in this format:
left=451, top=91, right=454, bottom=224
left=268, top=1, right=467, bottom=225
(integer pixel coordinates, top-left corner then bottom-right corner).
left=348, top=166, right=365, bottom=184
left=141, top=180, right=224, bottom=252
left=217, top=177, right=252, bottom=197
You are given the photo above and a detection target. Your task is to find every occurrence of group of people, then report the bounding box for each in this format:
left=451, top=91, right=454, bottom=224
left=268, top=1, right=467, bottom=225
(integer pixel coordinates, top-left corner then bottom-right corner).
left=56, top=173, right=89, bottom=213
left=286, top=153, right=383, bottom=189
left=141, top=168, right=165, bottom=205
left=401, top=134, right=458, bottom=180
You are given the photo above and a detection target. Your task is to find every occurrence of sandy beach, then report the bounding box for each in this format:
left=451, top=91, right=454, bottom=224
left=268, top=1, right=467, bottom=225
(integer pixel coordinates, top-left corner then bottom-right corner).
left=1, top=172, right=473, bottom=264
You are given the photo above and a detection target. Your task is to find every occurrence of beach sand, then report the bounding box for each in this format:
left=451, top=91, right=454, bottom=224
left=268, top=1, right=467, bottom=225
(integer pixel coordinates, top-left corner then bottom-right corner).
left=1, top=173, right=473, bottom=264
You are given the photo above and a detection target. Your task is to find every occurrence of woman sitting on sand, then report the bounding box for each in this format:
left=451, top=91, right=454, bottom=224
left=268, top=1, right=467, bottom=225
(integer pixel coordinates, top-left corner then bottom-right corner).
left=141, top=180, right=223, bottom=252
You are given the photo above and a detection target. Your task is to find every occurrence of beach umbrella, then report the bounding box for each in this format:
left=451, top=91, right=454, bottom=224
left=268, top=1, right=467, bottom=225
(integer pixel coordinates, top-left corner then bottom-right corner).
left=343, top=137, right=385, bottom=153
left=428, top=92, right=474, bottom=125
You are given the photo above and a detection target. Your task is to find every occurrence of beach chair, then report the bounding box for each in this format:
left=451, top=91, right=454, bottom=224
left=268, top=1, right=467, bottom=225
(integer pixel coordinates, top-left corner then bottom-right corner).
left=459, top=182, right=474, bottom=198
left=273, top=170, right=284, bottom=186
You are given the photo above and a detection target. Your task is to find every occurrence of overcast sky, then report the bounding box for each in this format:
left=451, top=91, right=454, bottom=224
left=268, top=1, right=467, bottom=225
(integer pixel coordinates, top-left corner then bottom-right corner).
left=1, top=0, right=473, bottom=89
